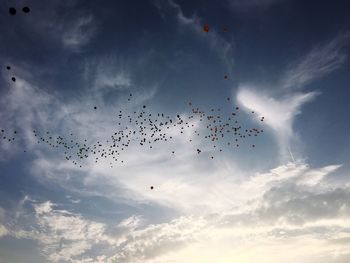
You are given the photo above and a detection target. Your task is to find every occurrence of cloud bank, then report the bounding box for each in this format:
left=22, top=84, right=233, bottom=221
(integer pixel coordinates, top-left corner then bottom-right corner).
left=2, top=161, right=349, bottom=262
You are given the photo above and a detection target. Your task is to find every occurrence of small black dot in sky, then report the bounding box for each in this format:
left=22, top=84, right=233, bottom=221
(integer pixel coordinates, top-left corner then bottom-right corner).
left=150, top=186, right=154, bottom=190
left=9, top=7, right=16, bottom=15
left=6, top=66, right=11, bottom=70
left=22, top=6, right=30, bottom=13
left=94, top=106, right=97, bottom=109
left=11, top=77, right=16, bottom=82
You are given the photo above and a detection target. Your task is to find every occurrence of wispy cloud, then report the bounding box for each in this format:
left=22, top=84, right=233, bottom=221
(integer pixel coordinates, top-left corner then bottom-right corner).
left=62, top=15, right=96, bottom=51
left=237, top=86, right=318, bottom=159
left=0, top=59, right=158, bottom=152
left=236, top=33, right=349, bottom=160
left=154, top=0, right=235, bottom=70
left=0, top=75, right=59, bottom=158
left=84, top=57, right=133, bottom=92
left=282, top=32, right=350, bottom=90
left=18, top=1, right=97, bottom=52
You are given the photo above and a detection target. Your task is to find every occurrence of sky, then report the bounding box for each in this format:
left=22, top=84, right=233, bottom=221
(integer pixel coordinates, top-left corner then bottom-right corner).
left=1, top=0, right=350, bottom=262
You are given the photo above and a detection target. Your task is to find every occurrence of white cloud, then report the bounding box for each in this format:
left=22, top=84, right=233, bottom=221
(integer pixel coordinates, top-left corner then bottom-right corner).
left=0, top=76, right=59, bottom=158
left=21, top=1, right=97, bottom=52
left=13, top=200, right=106, bottom=262
left=237, top=86, right=317, bottom=160
left=108, top=216, right=207, bottom=263
left=155, top=0, right=234, bottom=70
left=0, top=224, right=8, bottom=238
left=0, top=60, right=158, bottom=158
left=236, top=33, right=349, bottom=160
left=62, top=15, right=96, bottom=50
left=87, top=57, right=132, bottom=92
left=5, top=161, right=349, bottom=263
left=131, top=162, right=349, bottom=263
left=282, top=32, right=350, bottom=90
left=34, top=201, right=54, bottom=215
left=95, top=71, right=131, bottom=91
left=297, top=164, right=342, bottom=186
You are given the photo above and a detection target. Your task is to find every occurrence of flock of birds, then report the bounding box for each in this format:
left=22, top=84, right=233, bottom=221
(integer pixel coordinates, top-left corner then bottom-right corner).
left=1, top=6, right=265, bottom=190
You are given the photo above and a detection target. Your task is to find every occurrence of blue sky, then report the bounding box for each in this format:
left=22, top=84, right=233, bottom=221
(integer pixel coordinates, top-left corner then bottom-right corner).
left=1, top=0, right=350, bottom=262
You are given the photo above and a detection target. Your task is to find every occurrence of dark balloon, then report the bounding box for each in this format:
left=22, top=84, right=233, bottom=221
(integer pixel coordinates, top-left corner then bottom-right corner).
left=9, top=7, right=16, bottom=15
left=22, top=6, right=30, bottom=13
